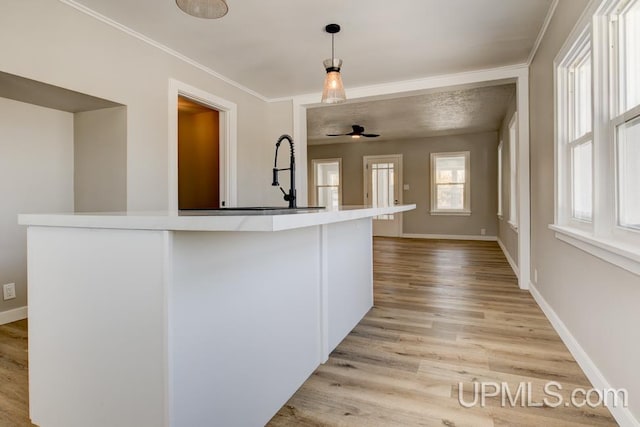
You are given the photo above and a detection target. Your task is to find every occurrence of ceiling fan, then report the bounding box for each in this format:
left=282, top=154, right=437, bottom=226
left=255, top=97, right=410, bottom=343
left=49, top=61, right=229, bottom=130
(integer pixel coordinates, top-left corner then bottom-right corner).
left=326, top=124, right=380, bottom=139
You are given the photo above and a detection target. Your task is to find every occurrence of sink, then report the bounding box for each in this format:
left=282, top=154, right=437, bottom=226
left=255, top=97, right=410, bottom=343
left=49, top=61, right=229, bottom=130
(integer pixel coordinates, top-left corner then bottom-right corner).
left=180, top=207, right=325, bottom=216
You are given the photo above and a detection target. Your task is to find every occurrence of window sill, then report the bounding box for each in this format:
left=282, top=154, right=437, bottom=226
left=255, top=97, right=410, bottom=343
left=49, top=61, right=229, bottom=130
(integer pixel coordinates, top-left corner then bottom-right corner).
left=430, top=210, right=471, bottom=217
left=549, top=224, right=640, bottom=276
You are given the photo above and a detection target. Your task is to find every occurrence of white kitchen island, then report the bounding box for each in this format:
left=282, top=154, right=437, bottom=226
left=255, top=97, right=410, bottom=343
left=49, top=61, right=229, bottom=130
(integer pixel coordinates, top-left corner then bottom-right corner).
left=19, top=205, right=414, bottom=427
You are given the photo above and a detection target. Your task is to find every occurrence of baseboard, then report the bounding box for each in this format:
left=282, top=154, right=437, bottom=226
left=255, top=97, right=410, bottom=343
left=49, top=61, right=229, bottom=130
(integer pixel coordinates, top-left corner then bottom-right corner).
left=497, top=238, right=520, bottom=278
left=0, top=306, right=28, bottom=326
left=529, top=283, right=638, bottom=427
left=401, top=233, right=497, bottom=241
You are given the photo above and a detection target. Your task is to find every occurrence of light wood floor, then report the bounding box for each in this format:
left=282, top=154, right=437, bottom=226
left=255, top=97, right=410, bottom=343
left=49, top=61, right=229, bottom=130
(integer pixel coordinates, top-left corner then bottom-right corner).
left=0, top=238, right=617, bottom=426
left=0, top=319, right=31, bottom=426
left=269, top=238, right=617, bottom=426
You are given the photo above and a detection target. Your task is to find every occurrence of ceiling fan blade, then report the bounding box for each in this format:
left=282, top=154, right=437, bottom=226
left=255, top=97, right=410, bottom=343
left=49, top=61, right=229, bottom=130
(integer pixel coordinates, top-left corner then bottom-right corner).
left=327, top=125, right=378, bottom=138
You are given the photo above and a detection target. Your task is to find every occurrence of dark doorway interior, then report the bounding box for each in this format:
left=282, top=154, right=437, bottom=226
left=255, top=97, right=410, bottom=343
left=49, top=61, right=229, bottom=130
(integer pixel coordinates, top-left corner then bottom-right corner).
left=178, top=95, right=220, bottom=209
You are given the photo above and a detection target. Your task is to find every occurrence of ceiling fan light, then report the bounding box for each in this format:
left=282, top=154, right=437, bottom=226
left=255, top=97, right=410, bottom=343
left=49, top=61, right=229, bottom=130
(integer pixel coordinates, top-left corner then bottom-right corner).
left=175, top=0, right=228, bottom=19
left=321, top=59, right=346, bottom=104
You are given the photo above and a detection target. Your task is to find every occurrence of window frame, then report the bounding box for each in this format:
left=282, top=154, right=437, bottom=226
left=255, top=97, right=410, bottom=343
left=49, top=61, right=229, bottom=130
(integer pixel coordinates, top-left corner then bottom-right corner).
left=552, top=0, right=640, bottom=276
left=562, top=33, right=594, bottom=228
left=311, top=158, right=342, bottom=209
left=508, top=113, right=519, bottom=230
left=429, top=151, right=471, bottom=216
left=610, top=0, right=640, bottom=242
left=613, top=106, right=640, bottom=241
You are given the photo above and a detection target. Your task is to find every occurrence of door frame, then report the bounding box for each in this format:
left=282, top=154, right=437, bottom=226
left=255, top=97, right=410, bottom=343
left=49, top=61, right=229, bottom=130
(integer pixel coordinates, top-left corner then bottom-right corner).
left=363, top=154, right=403, bottom=237
left=168, top=79, right=237, bottom=212
left=292, top=66, right=530, bottom=290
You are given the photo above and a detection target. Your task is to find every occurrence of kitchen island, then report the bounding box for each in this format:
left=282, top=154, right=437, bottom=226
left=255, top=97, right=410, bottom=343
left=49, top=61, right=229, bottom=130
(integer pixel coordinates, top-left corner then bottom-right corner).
left=19, top=205, right=414, bottom=427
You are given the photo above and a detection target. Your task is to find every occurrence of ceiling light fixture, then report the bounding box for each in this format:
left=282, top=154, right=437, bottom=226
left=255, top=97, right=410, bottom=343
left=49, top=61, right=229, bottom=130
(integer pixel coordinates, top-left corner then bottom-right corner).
left=326, top=125, right=380, bottom=139
left=175, top=0, right=228, bottom=19
left=321, top=24, right=346, bottom=104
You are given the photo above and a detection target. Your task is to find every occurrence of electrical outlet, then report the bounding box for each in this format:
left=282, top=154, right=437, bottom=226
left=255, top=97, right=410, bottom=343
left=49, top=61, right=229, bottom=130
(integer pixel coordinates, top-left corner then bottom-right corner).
left=3, top=283, right=16, bottom=300
left=534, top=269, right=538, bottom=284
left=480, top=228, right=486, bottom=236
left=403, top=184, right=410, bottom=190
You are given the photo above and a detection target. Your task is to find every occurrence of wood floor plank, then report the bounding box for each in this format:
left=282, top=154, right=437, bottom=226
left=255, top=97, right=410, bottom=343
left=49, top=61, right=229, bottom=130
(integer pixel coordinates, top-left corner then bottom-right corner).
left=269, top=237, right=617, bottom=426
left=0, top=319, right=34, bottom=427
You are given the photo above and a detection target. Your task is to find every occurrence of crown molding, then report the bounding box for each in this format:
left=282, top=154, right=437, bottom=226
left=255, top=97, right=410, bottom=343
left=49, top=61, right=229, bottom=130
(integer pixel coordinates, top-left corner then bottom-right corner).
left=290, top=63, right=528, bottom=106
left=58, top=0, right=270, bottom=102
left=527, top=0, right=560, bottom=65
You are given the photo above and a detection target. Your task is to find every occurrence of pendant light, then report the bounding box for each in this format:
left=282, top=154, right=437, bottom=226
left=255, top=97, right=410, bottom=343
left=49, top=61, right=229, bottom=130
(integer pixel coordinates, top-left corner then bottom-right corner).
left=321, top=24, right=346, bottom=104
left=175, top=0, right=228, bottom=19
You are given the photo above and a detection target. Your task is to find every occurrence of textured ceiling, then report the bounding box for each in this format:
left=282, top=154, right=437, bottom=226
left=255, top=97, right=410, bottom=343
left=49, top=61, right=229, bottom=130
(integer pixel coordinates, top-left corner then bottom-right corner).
left=307, top=84, right=516, bottom=144
left=68, top=0, right=551, bottom=99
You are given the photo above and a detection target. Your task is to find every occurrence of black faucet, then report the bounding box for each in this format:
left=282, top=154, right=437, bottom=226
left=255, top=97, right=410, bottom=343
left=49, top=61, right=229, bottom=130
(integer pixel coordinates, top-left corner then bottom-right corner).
left=272, top=134, right=296, bottom=208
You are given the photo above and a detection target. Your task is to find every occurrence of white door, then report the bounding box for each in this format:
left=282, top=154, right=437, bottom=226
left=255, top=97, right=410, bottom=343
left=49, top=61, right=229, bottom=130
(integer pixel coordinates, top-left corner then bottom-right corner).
left=364, top=155, right=402, bottom=237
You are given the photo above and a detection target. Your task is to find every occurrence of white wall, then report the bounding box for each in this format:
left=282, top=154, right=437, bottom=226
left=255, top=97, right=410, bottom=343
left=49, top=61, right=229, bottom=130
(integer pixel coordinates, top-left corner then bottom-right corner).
left=0, top=0, right=289, bottom=210
left=74, top=106, right=127, bottom=212
left=266, top=100, right=295, bottom=206
left=0, top=97, right=74, bottom=313
left=530, top=0, right=640, bottom=421
left=308, top=132, right=499, bottom=237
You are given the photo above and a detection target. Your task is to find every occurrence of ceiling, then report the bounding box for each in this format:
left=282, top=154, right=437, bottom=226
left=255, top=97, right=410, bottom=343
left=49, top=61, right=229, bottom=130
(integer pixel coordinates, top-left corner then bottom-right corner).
left=69, top=0, right=552, bottom=99
left=307, top=84, right=516, bottom=144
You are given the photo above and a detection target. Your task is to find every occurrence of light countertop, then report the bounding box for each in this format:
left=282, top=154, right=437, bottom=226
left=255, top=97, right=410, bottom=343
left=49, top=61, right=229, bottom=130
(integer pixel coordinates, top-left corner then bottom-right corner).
left=18, top=205, right=416, bottom=232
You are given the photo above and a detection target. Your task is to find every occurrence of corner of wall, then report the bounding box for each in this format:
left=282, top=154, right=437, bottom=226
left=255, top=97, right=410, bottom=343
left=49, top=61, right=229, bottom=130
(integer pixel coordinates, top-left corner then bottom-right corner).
left=497, top=237, right=519, bottom=278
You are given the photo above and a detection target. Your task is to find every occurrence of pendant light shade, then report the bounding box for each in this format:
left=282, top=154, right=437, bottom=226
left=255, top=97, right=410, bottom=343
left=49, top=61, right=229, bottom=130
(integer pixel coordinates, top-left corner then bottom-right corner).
left=321, top=24, right=346, bottom=104
left=322, top=59, right=346, bottom=104
left=175, top=0, right=228, bottom=19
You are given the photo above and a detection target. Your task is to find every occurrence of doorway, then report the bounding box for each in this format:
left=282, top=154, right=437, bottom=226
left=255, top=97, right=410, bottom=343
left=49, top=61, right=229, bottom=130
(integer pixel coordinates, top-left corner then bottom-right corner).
left=168, top=79, right=238, bottom=212
left=363, top=154, right=403, bottom=237
left=177, top=96, right=220, bottom=210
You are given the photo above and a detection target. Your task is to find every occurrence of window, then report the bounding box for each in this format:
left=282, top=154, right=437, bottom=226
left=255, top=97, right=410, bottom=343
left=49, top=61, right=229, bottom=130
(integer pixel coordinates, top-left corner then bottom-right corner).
left=612, top=0, right=640, bottom=232
left=498, top=141, right=503, bottom=218
left=572, top=141, right=593, bottom=221
left=553, top=0, right=640, bottom=276
left=369, top=161, right=395, bottom=220
left=430, top=151, right=470, bottom=215
left=312, top=159, right=342, bottom=210
left=615, top=0, right=640, bottom=112
left=569, top=42, right=593, bottom=222
left=556, top=31, right=593, bottom=229
left=363, top=155, right=402, bottom=224
left=508, top=114, right=519, bottom=228
left=617, top=115, right=640, bottom=230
